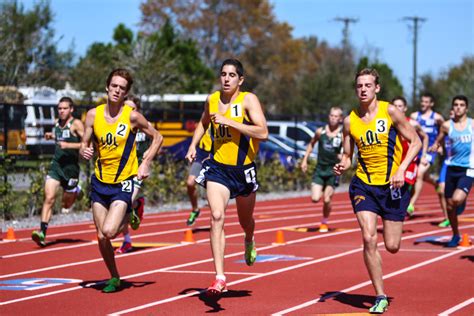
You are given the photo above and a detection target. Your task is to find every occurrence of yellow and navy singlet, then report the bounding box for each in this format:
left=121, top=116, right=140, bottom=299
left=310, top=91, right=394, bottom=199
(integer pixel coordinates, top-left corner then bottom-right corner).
left=208, top=91, right=259, bottom=166
left=93, top=104, right=138, bottom=184
left=198, top=127, right=212, bottom=152
left=349, top=101, right=403, bottom=185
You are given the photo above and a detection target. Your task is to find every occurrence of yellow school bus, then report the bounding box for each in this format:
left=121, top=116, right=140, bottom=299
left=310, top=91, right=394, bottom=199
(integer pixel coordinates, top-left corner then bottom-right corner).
left=0, top=87, right=29, bottom=156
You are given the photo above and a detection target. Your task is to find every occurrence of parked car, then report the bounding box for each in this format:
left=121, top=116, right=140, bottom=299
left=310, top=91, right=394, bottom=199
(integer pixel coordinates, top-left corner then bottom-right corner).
left=266, top=120, right=323, bottom=147
left=266, top=134, right=317, bottom=159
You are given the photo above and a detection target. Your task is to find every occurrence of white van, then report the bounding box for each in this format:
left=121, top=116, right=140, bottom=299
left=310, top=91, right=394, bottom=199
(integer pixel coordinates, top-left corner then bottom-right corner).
left=20, top=87, right=59, bottom=155
left=266, top=120, right=322, bottom=147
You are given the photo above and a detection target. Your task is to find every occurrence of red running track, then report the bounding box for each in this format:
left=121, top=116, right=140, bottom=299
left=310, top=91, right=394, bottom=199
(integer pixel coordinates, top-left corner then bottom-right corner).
left=0, top=185, right=473, bottom=315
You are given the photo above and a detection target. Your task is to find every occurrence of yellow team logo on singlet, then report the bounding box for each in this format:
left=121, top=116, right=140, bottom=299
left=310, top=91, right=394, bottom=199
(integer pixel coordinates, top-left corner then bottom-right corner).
left=93, top=104, right=138, bottom=184
left=208, top=91, right=259, bottom=166
left=350, top=101, right=403, bottom=185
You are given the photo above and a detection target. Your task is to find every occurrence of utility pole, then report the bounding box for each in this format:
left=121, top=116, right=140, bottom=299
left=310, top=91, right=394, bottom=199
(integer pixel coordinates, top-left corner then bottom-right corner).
left=403, top=16, right=427, bottom=108
left=334, top=17, right=359, bottom=53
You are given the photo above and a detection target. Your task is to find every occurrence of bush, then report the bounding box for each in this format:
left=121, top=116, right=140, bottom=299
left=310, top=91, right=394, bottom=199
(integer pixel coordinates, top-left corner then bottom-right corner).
left=4, top=153, right=354, bottom=219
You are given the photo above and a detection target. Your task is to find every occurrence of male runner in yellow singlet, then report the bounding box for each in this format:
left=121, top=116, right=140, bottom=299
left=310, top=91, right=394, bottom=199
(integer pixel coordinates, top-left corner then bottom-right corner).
left=334, top=68, right=421, bottom=313
left=185, top=59, right=268, bottom=296
left=80, top=68, right=163, bottom=293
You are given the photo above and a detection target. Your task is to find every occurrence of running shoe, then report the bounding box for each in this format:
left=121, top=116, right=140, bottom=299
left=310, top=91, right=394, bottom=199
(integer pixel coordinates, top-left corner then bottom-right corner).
left=438, top=219, right=450, bottom=228
left=31, top=230, right=46, bottom=247
left=446, top=235, right=461, bottom=248
left=244, top=240, right=257, bottom=266
left=130, top=210, right=141, bottom=230
left=135, top=197, right=145, bottom=221
left=102, top=277, right=121, bottom=293
left=319, top=224, right=329, bottom=233
left=116, top=241, right=132, bottom=254
left=186, top=209, right=201, bottom=226
left=207, top=279, right=227, bottom=296
left=369, top=295, right=389, bottom=314
left=406, top=204, right=415, bottom=216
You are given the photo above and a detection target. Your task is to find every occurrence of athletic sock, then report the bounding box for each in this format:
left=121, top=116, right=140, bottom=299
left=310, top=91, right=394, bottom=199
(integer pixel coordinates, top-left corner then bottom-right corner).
left=40, top=222, right=48, bottom=236
left=216, top=274, right=226, bottom=282
left=124, top=233, right=131, bottom=243
left=321, top=217, right=328, bottom=224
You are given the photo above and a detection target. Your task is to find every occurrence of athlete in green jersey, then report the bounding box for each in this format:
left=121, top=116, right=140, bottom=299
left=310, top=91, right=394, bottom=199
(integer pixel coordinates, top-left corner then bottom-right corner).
left=301, top=107, right=343, bottom=232
left=32, top=97, right=84, bottom=247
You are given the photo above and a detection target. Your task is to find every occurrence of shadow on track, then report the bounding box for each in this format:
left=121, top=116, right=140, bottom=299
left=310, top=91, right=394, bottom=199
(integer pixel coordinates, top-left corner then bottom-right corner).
left=179, top=287, right=252, bottom=313
left=318, top=291, right=393, bottom=310
left=79, top=279, right=155, bottom=293
left=42, top=238, right=91, bottom=247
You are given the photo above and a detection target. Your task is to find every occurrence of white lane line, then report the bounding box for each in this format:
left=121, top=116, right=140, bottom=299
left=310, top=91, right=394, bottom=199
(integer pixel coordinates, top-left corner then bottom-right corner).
left=105, top=226, right=473, bottom=315
left=1, top=207, right=347, bottom=259
left=159, top=270, right=262, bottom=276
left=0, top=242, right=96, bottom=259
left=0, top=212, right=467, bottom=280
left=438, top=297, right=474, bottom=316
left=4, top=203, right=460, bottom=258
left=7, top=202, right=345, bottom=243
left=1, top=221, right=464, bottom=306
left=272, top=247, right=472, bottom=315
left=0, top=216, right=355, bottom=279
left=7, top=197, right=453, bottom=242
left=1, top=211, right=453, bottom=279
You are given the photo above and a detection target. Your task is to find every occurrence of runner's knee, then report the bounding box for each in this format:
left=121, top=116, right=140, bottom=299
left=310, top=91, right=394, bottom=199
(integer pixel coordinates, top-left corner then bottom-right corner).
left=101, top=225, right=119, bottom=239
left=211, top=211, right=224, bottom=223
left=362, top=232, right=377, bottom=246
left=385, top=241, right=400, bottom=254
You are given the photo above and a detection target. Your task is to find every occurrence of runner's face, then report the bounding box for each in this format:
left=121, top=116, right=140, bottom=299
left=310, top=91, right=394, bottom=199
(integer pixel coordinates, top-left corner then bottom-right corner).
left=393, top=100, right=407, bottom=113
left=107, top=76, right=129, bottom=103
left=220, top=65, right=242, bottom=94
left=57, top=102, right=73, bottom=121
left=328, top=110, right=342, bottom=126
left=452, top=100, right=468, bottom=118
left=355, top=75, right=379, bottom=104
left=420, top=96, right=433, bottom=112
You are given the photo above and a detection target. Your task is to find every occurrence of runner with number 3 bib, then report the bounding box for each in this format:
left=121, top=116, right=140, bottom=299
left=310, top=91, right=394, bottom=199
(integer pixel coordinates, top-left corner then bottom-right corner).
left=334, top=68, right=421, bottom=314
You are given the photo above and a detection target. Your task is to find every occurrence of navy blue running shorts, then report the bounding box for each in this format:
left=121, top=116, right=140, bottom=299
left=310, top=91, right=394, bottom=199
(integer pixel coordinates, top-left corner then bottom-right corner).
left=349, top=176, right=410, bottom=222
left=445, top=166, right=473, bottom=199
left=90, top=174, right=134, bottom=212
left=195, top=159, right=259, bottom=199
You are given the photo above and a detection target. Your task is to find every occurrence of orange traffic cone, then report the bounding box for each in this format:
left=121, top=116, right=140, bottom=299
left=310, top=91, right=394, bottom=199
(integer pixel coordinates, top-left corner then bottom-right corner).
left=459, top=233, right=471, bottom=247
left=182, top=229, right=195, bottom=244
left=5, top=227, right=16, bottom=241
left=272, top=230, right=286, bottom=245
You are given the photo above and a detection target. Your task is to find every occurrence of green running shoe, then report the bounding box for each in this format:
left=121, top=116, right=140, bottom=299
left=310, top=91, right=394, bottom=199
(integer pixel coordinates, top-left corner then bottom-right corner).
left=186, top=209, right=200, bottom=226
left=406, top=204, right=415, bottom=216
left=31, top=230, right=46, bottom=247
left=244, top=240, right=257, bottom=266
left=438, top=219, right=450, bottom=228
left=102, top=277, right=121, bottom=293
left=369, top=295, right=389, bottom=314
left=130, top=210, right=141, bottom=230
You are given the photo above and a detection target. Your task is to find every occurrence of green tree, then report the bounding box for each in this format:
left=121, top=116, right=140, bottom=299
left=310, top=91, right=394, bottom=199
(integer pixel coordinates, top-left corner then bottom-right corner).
left=72, top=22, right=213, bottom=97
left=0, top=0, right=73, bottom=88
left=419, top=56, right=473, bottom=115
left=70, top=42, right=117, bottom=98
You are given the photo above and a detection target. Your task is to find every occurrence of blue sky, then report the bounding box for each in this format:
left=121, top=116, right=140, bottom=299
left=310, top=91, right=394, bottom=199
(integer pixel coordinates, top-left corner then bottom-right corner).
left=21, top=0, right=473, bottom=98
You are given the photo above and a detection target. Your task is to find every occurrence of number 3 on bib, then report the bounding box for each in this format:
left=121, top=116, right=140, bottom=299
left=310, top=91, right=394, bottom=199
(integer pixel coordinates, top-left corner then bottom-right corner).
left=390, top=187, right=401, bottom=200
